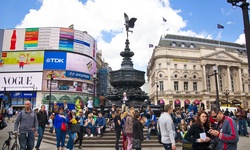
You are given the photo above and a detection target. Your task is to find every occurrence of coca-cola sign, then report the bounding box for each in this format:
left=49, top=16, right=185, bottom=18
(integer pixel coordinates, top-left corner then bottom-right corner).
left=0, top=72, right=42, bottom=91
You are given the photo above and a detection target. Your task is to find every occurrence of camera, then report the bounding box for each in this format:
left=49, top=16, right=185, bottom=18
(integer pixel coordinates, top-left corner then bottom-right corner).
left=207, top=139, right=218, bottom=150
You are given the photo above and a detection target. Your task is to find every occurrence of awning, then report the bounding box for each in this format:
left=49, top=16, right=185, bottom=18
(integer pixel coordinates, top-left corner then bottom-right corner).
left=194, top=99, right=200, bottom=105
left=174, top=99, right=180, bottom=105
left=184, top=99, right=190, bottom=105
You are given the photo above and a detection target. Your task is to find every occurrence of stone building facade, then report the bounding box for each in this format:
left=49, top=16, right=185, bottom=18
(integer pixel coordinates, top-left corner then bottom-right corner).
left=147, top=34, right=249, bottom=110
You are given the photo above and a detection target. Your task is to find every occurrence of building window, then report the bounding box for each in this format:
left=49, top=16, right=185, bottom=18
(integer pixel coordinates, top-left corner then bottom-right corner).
left=184, top=82, right=188, bottom=91
left=206, top=75, right=211, bottom=91
left=174, top=64, right=177, bottom=69
left=174, top=81, right=179, bottom=91
left=242, top=84, right=245, bottom=92
left=158, top=63, right=161, bottom=69
left=248, top=84, right=250, bottom=92
left=193, top=82, right=197, bottom=91
left=231, top=75, right=234, bottom=92
left=184, top=64, right=187, bottom=70
left=193, top=65, right=196, bottom=70
left=184, top=74, right=187, bottom=78
left=159, top=81, right=164, bottom=91
left=174, top=74, right=178, bottom=78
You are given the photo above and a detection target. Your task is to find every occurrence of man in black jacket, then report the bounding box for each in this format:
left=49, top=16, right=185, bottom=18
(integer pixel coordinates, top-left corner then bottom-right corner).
left=35, top=105, right=49, bottom=150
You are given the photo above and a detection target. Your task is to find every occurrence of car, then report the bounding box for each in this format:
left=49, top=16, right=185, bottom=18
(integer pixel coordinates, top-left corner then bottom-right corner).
left=59, top=85, right=69, bottom=90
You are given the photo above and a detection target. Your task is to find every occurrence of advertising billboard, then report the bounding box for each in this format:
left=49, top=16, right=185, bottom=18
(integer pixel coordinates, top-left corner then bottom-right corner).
left=2, top=28, right=96, bottom=59
left=0, top=72, right=43, bottom=91
left=43, top=70, right=93, bottom=94
left=66, top=53, right=96, bottom=75
left=43, top=51, right=67, bottom=70
left=0, top=51, right=44, bottom=72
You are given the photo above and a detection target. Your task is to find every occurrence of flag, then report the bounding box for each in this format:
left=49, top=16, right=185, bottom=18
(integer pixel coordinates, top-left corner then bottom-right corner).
left=217, top=24, right=224, bottom=29
left=163, top=17, right=167, bottom=22
left=149, top=44, right=154, bottom=48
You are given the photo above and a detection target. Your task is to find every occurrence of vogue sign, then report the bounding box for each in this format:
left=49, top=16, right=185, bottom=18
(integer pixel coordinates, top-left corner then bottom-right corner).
left=0, top=72, right=42, bottom=91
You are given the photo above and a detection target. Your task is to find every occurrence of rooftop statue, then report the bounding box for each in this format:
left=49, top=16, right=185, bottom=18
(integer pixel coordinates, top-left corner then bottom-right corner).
left=124, top=13, right=137, bottom=39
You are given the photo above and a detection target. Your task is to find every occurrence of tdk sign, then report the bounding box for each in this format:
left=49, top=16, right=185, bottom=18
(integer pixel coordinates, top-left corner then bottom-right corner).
left=44, top=51, right=67, bottom=70
left=46, top=58, right=64, bottom=63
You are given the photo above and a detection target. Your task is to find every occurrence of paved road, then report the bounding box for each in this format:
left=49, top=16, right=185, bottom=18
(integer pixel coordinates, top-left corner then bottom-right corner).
left=1, top=118, right=250, bottom=150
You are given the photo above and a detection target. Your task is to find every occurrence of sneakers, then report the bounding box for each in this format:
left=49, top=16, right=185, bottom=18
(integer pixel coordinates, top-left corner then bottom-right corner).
left=146, top=138, right=149, bottom=141
left=84, top=134, right=88, bottom=137
left=90, top=134, right=93, bottom=137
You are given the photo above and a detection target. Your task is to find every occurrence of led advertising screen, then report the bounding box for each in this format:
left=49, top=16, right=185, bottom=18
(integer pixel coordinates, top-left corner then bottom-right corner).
left=66, top=52, right=96, bottom=75
left=43, top=70, right=93, bottom=94
left=0, top=72, right=43, bottom=91
left=43, top=51, right=67, bottom=70
left=2, top=28, right=96, bottom=59
left=0, top=51, right=44, bottom=72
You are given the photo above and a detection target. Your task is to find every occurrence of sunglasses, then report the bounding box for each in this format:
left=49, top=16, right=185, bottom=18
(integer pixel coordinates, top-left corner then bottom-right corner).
left=212, top=114, right=218, bottom=119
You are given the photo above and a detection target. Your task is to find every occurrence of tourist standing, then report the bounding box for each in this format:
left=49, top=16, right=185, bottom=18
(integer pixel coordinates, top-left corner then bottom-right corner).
left=114, top=109, right=122, bottom=150
left=35, top=105, right=49, bottom=150
left=14, top=101, right=38, bottom=150
left=236, top=105, right=249, bottom=137
left=87, top=97, right=94, bottom=113
left=54, top=107, right=67, bottom=150
left=132, top=112, right=143, bottom=150
left=7, top=105, right=13, bottom=120
left=99, top=93, right=106, bottom=115
left=125, top=109, right=135, bottom=150
left=158, top=104, right=176, bottom=150
left=52, top=101, right=59, bottom=115
left=74, top=109, right=85, bottom=149
left=121, top=92, right=129, bottom=113
left=209, top=107, right=239, bottom=150
left=184, top=110, right=211, bottom=150
left=66, top=109, right=79, bottom=150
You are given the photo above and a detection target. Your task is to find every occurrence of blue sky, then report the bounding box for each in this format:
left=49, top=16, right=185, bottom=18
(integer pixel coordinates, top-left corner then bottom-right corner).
left=0, top=0, right=247, bottom=71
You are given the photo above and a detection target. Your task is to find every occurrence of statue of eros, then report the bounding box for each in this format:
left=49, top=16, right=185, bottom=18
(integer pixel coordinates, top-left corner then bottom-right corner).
left=124, top=12, right=137, bottom=39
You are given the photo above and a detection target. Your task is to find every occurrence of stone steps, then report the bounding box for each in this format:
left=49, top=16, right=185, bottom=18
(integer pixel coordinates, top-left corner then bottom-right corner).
left=42, top=127, right=164, bottom=148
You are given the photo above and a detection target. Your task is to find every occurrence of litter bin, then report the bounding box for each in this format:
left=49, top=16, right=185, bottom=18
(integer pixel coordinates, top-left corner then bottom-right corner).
left=182, top=140, right=192, bottom=150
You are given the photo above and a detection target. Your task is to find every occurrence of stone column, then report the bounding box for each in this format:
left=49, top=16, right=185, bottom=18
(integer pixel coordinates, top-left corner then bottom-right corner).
left=238, top=67, right=243, bottom=92
left=202, top=65, right=207, bottom=90
left=227, top=66, right=232, bottom=91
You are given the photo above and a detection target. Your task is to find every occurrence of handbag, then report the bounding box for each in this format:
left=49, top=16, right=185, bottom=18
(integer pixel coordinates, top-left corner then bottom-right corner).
left=61, top=122, right=67, bottom=132
left=0, top=119, right=7, bottom=130
left=132, top=139, right=141, bottom=149
left=71, top=123, right=80, bottom=133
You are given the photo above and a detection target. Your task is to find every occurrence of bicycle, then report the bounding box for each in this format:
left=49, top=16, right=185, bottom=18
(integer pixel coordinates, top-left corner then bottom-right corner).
left=2, top=131, right=19, bottom=150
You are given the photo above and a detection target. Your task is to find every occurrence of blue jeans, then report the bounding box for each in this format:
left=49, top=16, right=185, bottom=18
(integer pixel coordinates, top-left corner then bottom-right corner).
left=239, top=119, right=248, bottom=135
left=163, top=143, right=172, bottom=150
left=55, top=128, right=66, bottom=148
left=35, top=126, right=45, bottom=148
left=66, top=129, right=75, bottom=150
left=19, top=131, right=35, bottom=150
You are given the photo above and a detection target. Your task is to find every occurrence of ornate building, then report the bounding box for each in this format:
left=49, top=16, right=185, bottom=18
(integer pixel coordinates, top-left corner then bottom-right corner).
left=147, top=34, right=249, bottom=110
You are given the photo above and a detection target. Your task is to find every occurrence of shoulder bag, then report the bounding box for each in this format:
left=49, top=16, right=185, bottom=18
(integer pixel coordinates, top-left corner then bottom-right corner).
left=132, top=138, right=141, bottom=149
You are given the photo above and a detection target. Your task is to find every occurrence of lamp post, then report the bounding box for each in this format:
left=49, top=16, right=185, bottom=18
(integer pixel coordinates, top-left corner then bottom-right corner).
left=49, top=72, right=54, bottom=114
left=93, top=72, right=97, bottom=103
left=156, top=82, right=159, bottom=102
left=224, top=88, right=230, bottom=107
left=227, top=0, right=250, bottom=75
left=213, top=64, right=220, bottom=109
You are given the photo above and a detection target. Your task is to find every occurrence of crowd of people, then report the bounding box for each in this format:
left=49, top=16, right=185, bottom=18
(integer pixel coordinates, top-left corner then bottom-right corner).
left=1, top=92, right=250, bottom=150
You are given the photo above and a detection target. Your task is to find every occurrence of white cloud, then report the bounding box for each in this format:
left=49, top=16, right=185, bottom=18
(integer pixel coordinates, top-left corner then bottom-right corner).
left=226, top=21, right=233, bottom=25
left=235, top=33, right=245, bottom=44
left=16, top=0, right=209, bottom=72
